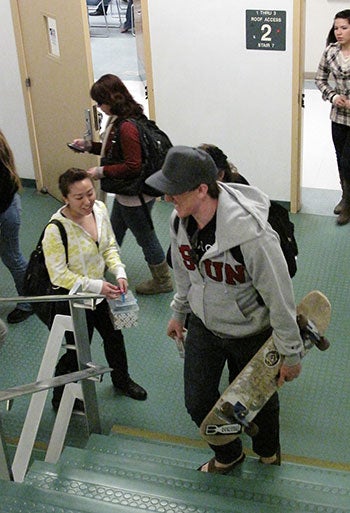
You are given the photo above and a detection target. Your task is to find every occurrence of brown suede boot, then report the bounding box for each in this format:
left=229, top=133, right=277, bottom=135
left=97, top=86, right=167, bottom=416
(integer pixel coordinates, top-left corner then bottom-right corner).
left=337, top=180, right=350, bottom=225
left=135, top=261, right=173, bottom=295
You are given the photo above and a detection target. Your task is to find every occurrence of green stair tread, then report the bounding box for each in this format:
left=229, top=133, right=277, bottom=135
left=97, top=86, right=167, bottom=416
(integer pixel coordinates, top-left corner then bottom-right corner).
left=25, top=459, right=295, bottom=513
left=0, top=479, right=141, bottom=513
left=85, top=432, right=350, bottom=490
left=85, top=432, right=211, bottom=468
left=63, top=445, right=350, bottom=511
left=26, top=456, right=350, bottom=513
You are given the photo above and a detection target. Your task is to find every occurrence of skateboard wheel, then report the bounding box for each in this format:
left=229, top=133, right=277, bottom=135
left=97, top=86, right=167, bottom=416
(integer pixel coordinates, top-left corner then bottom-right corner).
left=315, top=336, right=330, bottom=351
left=245, top=422, right=259, bottom=437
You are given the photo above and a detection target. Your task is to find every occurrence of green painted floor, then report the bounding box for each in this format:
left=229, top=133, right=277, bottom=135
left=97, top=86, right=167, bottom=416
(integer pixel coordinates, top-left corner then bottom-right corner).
left=0, top=187, right=349, bottom=470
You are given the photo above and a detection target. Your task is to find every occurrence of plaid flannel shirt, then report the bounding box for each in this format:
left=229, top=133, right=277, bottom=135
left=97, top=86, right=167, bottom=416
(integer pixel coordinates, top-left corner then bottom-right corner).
left=315, top=43, right=350, bottom=127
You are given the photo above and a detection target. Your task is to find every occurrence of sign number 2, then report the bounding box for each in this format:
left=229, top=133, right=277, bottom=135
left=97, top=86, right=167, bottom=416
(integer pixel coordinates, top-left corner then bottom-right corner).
left=261, top=24, right=272, bottom=42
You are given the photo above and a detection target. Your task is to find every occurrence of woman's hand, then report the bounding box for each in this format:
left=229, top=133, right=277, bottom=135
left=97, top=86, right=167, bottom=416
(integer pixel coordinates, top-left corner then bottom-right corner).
left=117, top=278, right=128, bottom=295
left=333, top=95, right=348, bottom=108
left=101, top=281, right=122, bottom=299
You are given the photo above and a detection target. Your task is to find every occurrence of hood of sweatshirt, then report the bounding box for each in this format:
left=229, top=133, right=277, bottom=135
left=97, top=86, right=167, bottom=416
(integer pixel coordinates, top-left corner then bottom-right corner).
left=203, top=182, right=270, bottom=258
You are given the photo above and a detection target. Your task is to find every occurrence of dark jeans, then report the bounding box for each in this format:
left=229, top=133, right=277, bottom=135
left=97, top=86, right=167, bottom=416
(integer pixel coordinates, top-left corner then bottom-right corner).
left=52, top=299, right=129, bottom=403
left=184, top=313, right=279, bottom=463
left=110, top=198, right=165, bottom=265
left=331, top=122, right=350, bottom=182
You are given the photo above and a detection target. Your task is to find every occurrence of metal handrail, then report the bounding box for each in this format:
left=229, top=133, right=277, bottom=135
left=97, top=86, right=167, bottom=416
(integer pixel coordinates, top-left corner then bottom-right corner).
left=0, top=289, right=109, bottom=481
left=0, top=364, right=111, bottom=403
left=0, top=292, right=104, bottom=304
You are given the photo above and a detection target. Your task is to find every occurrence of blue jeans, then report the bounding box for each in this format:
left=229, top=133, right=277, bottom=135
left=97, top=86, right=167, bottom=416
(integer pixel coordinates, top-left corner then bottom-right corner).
left=110, top=198, right=165, bottom=265
left=184, top=313, right=279, bottom=462
left=0, top=194, right=31, bottom=312
left=331, top=122, right=350, bottom=182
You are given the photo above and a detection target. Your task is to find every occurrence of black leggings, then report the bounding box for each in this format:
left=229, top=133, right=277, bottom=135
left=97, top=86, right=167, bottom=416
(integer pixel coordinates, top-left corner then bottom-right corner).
left=52, top=299, right=129, bottom=402
left=332, top=121, right=350, bottom=182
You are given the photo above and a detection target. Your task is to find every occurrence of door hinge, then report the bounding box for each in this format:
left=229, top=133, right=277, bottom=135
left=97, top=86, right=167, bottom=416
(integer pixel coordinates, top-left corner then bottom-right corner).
left=25, top=77, right=31, bottom=88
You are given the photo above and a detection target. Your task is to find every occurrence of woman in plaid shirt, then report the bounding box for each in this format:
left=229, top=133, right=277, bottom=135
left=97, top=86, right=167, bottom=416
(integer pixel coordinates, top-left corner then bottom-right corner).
left=315, top=10, right=350, bottom=225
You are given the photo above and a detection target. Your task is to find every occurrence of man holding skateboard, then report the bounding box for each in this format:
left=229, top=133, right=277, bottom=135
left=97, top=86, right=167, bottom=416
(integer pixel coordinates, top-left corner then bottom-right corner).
left=146, top=146, right=303, bottom=473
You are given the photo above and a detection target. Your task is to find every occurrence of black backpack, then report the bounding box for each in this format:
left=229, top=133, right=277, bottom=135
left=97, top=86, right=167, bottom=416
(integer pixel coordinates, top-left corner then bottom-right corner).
left=23, top=220, right=69, bottom=327
left=100, top=116, right=173, bottom=197
left=266, top=201, right=298, bottom=277
left=170, top=201, right=298, bottom=277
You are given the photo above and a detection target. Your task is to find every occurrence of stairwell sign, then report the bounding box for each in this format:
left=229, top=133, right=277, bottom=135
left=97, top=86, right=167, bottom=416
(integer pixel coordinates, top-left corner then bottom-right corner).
left=246, top=10, right=286, bottom=51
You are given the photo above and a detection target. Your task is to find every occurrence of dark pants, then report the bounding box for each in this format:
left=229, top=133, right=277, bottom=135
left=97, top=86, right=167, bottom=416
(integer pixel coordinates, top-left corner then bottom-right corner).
left=331, top=122, right=350, bottom=182
left=52, top=299, right=129, bottom=403
left=184, top=313, right=279, bottom=463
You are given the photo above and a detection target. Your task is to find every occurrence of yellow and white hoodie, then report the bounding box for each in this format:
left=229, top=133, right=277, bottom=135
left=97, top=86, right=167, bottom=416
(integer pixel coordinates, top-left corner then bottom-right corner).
left=42, top=200, right=126, bottom=294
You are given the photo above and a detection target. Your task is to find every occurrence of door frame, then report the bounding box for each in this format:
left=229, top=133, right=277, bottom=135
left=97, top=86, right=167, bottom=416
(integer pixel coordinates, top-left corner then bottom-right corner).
left=291, top=0, right=305, bottom=213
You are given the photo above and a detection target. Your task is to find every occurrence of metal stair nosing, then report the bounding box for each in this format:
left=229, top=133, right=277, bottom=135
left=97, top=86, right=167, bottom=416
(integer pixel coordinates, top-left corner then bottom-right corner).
left=0, top=479, right=140, bottom=513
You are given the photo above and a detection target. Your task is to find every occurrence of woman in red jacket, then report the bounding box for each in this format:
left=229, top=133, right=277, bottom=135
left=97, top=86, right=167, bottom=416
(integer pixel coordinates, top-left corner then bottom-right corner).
left=72, top=74, right=172, bottom=295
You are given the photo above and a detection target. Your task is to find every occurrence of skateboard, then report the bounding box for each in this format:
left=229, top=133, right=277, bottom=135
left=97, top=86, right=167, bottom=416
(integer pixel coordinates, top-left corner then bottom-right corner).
left=199, top=290, right=331, bottom=446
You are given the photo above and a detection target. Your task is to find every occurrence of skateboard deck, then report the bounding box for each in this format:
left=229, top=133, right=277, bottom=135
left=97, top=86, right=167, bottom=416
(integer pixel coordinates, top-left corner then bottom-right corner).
left=200, top=290, right=331, bottom=446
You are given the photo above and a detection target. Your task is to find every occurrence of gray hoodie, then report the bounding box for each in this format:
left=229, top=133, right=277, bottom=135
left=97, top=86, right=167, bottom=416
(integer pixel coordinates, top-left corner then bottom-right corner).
left=170, top=183, right=303, bottom=366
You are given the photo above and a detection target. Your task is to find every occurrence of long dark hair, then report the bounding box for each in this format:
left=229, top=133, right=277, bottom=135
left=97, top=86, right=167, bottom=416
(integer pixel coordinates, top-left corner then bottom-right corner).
left=90, top=74, right=144, bottom=118
left=198, top=143, right=250, bottom=185
left=0, top=129, right=21, bottom=190
left=327, top=10, right=350, bottom=46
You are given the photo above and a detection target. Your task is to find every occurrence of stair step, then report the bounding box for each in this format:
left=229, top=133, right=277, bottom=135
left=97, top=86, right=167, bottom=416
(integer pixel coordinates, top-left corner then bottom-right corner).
left=0, top=479, right=141, bottom=513
left=85, top=431, right=212, bottom=469
left=25, top=460, right=269, bottom=513
left=86, top=432, right=350, bottom=494
left=26, top=436, right=350, bottom=513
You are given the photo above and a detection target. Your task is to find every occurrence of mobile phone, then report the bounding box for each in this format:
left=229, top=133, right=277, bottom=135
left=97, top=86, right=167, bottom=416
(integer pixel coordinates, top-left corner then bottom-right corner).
left=67, top=142, right=85, bottom=153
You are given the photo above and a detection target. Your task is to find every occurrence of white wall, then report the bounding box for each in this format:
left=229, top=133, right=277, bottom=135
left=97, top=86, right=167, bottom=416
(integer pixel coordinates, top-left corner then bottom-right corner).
left=148, top=0, right=294, bottom=200
left=0, top=0, right=34, bottom=180
left=305, top=0, right=349, bottom=73
left=2, top=0, right=348, bottom=183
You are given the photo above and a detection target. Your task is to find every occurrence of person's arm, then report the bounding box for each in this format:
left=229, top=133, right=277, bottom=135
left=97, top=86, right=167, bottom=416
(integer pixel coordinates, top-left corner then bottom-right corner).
left=315, top=46, right=339, bottom=103
left=241, top=230, right=303, bottom=367
left=100, top=207, right=127, bottom=282
left=88, top=121, right=142, bottom=180
left=0, top=164, right=18, bottom=213
left=169, top=214, right=192, bottom=327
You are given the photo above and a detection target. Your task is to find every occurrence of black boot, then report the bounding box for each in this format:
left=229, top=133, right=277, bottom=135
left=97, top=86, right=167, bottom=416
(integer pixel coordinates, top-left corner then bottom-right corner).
left=337, top=180, right=350, bottom=225
left=89, top=3, right=106, bottom=16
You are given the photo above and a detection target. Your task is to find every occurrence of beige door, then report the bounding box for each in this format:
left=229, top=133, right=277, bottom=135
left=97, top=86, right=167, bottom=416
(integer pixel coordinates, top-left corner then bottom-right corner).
left=11, top=0, right=98, bottom=200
